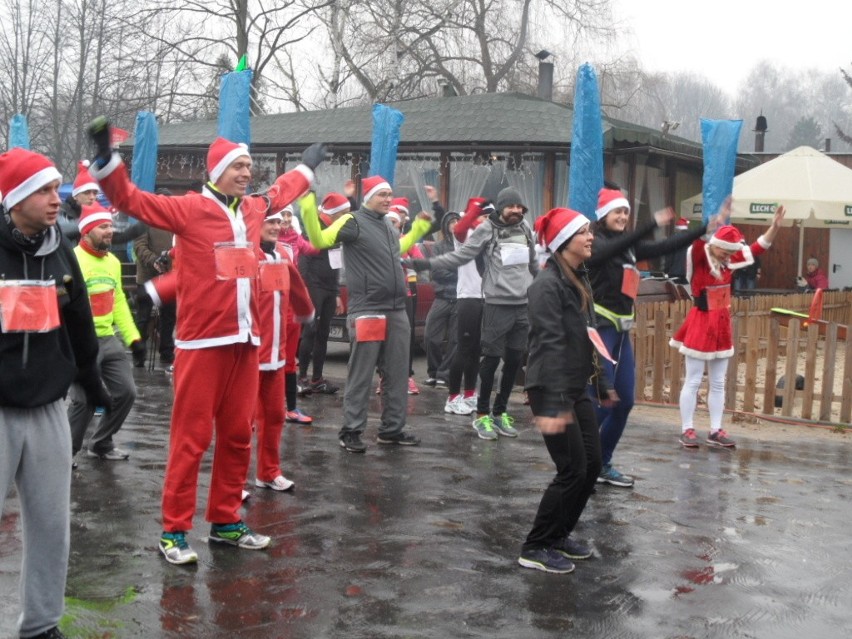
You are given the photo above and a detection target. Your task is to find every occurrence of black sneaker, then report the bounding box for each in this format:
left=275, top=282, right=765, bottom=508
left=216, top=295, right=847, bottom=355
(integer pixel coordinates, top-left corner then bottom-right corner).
left=376, top=431, right=421, bottom=446
left=339, top=431, right=367, bottom=453
left=518, top=548, right=575, bottom=574
left=423, top=377, right=438, bottom=387
left=310, top=377, right=339, bottom=394
left=554, top=536, right=593, bottom=560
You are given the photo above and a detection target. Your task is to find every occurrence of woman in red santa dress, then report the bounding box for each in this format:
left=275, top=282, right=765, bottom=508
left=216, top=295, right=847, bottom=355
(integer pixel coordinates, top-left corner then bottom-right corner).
left=670, top=202, right=786, bottom=449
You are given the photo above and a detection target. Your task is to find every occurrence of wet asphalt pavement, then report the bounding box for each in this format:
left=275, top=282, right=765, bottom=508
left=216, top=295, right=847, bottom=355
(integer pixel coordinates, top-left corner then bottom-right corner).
left=2, top=344, right=852, bottom=639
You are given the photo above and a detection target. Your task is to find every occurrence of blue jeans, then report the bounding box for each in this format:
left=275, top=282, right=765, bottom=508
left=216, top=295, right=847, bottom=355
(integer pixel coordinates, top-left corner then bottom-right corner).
left=591, top=326, right=635, bottom=467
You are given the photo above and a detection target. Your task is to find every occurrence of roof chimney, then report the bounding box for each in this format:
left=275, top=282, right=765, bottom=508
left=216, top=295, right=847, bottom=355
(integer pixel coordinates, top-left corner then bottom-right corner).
left=824, top=138, right=832, bottom=152
left=535, top=50, right=553, bottom=101
left=754, top=113, right=768, bottom=152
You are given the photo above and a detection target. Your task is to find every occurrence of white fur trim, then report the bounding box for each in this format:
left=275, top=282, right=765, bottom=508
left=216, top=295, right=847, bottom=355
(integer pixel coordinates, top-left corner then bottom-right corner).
left=293, top=164, right=314, bottom=185
left=726, top=244, right=755, bottom=271
left=708, top=235, right=744, bottom=252
left=321, top=201, right=350, bottom=215
left=72, top=181, right=99, bottom=197
left=595, top=196, right=629, bottom=221
left=363, top=180, right=391, bottom=203
left=209, top=144, right=250, bottom=184
left=669, top=338, right=734, bottom=360
left=547, top=216, right=588, bottom=253
left=265, top=211, right=284, bottom=221
left=757, top=235, right=771, bottom=249
left=3, top=166, right=62, bottom=210
left=89, top=153, right=124, bottom=181
left=144, top=280, right=162, bottom=308
left=78, top=212, right=113, bottom=232
left=386, top=212, right=401, bottom=224
left=391, top=204, right=409, bottom=216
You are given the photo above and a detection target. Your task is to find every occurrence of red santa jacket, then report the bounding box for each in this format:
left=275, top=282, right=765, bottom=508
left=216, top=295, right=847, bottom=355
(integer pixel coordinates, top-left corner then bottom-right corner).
left=686, top=235, right=770, bottom=296
left=257, top=242, right=314, bottom=371
left=92, top=155, right=312, bottom=349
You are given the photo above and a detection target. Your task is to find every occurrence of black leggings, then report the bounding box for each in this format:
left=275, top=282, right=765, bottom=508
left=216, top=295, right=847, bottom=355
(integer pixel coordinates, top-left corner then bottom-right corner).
left=298, top=287, right=337, bottom=380
left=477, top=348, right=524, bottom=416
left=522, top=392, right=602, bottom=551
left=449, top=298, right=482, bottom=395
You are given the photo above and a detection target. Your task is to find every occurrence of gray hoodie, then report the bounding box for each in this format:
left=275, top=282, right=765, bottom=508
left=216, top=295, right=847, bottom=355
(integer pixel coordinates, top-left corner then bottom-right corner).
left=427, top=212, right=536, bottom=305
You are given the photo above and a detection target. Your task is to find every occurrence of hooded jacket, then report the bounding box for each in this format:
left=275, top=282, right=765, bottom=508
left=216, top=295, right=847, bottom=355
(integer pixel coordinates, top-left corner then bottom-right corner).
left=429, top=212, right=460, bottom=300
left=0, top=216, right=99, bottom=408
left=426, top=208, right=536, bottom=305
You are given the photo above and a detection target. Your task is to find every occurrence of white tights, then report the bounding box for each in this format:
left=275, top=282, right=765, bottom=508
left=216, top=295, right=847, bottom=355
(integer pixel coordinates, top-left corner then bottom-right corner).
left=679, top=356, right=728, bottom=433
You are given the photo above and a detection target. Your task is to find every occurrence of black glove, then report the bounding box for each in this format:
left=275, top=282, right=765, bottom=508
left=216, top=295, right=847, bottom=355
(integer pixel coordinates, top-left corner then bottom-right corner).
left=131, top=340, right=147, bottom=368
left=87, top=116, right=112, bottom=167
left=301, top=143, right=328, bottom=171
left=410, top=258, right=431, bottom=272
left=77, top=365, right=113, bottom=410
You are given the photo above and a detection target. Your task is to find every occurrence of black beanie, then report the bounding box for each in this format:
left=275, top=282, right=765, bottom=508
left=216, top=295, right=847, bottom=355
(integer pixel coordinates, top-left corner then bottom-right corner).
left=495, top=187, right=527, bottom=214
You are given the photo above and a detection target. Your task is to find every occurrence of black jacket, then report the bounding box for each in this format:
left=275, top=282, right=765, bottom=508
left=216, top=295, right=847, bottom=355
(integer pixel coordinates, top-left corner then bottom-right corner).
left=0, top=215, right=99, bottom=408
left=525, top=257, right=611, bottom=413
left=298, top=216, right=340, bottom=294
left=587, top=220, right=705, bottom=320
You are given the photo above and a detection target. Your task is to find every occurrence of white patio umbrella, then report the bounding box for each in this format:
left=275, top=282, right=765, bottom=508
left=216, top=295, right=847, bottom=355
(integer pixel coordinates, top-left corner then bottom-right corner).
left=679, top=146, right=852, bottom=273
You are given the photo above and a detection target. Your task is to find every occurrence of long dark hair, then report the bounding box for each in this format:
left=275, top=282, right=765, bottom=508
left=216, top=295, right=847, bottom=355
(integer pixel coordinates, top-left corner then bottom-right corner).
left=553, top=249, right=592, bottom=313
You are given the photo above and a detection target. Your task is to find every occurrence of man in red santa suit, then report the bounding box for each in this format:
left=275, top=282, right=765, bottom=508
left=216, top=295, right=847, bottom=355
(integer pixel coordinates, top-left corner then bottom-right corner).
left=87, top=117, right=326, bottom=565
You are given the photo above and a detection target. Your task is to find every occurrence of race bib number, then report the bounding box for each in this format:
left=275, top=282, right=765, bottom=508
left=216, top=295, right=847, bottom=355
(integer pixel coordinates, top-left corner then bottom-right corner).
left=621, top=265, right=640, bottom=299
left=89, top=290, right=115, bottom=316
left=214, top=242, right=257, bottom=280
left=354, top=315, right=387, bottom=342
left=586, top=326, right=617, bottom=364
left=328, top=248, right=343, bottom=270
left=706, top=284, right=731, bottom=311
left=259, top=261, right=290, bottom=292
left=499, top=242, right=529, bottom=266
left=0, top=280, right=60, bottom=333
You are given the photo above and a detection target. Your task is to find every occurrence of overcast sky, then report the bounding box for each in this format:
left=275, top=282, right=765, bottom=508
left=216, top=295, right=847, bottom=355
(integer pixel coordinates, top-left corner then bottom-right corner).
left=613, top=0, right=852, bottom=95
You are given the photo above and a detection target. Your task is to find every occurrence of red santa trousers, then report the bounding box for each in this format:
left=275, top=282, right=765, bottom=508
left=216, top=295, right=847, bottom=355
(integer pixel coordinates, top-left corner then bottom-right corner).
left=162, top=341, right=259, bottom=531
left=255, top=366, right=287, bottom=482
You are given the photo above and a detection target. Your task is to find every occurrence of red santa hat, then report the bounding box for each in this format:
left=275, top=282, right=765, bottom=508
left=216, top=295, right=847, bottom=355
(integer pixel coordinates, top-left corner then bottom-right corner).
left=595, top=188, right=630, bottom=221
left=389, top=197, right=409, bottom=216
left=362, top=175, right=391, bottom=202
left=207, top=137, right=250, bottom=184
left=0, top=148, right=63, bottom=211
left=708, top=225, right=746, bottom=251
left=320, top=192, right=350, bottom=216
left=534, top=207, right=589, bottom=253
left=675, top=218, right=689, bottom=230
left=72, top=160, right=99, bottom=197
left=78, top=203, right=114, bottom=236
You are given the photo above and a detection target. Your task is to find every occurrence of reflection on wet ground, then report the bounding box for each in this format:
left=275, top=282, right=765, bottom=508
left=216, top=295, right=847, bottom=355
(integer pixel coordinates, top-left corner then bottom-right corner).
left=2, top=347, right=851, bottom=638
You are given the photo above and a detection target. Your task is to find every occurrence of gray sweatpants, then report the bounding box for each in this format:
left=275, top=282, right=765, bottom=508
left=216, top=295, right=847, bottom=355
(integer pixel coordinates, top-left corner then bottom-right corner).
left=68, top=335, right=137, bottom=456
left=0, top=400, right=71, bottom=637
left=341, top=309, right=410, bottom=437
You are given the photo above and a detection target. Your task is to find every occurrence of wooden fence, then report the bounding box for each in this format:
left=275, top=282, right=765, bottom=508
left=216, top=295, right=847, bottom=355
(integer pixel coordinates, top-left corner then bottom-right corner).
left=633, top=291, right=852, bottom=425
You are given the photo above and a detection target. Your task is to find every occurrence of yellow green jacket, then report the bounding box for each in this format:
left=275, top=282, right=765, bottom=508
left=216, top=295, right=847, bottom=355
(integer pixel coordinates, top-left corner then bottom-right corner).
left=73, top=245, right=141, bottom=346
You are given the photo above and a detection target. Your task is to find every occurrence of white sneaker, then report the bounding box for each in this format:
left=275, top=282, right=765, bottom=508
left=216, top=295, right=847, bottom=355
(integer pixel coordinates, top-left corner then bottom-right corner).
left=255, top=475, right=295, bottom=492
left=444, top=396, right=473, bottom=416
left=241, top=490, right=251, bottom=501
left=463, top=395, right=478, bottom=413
